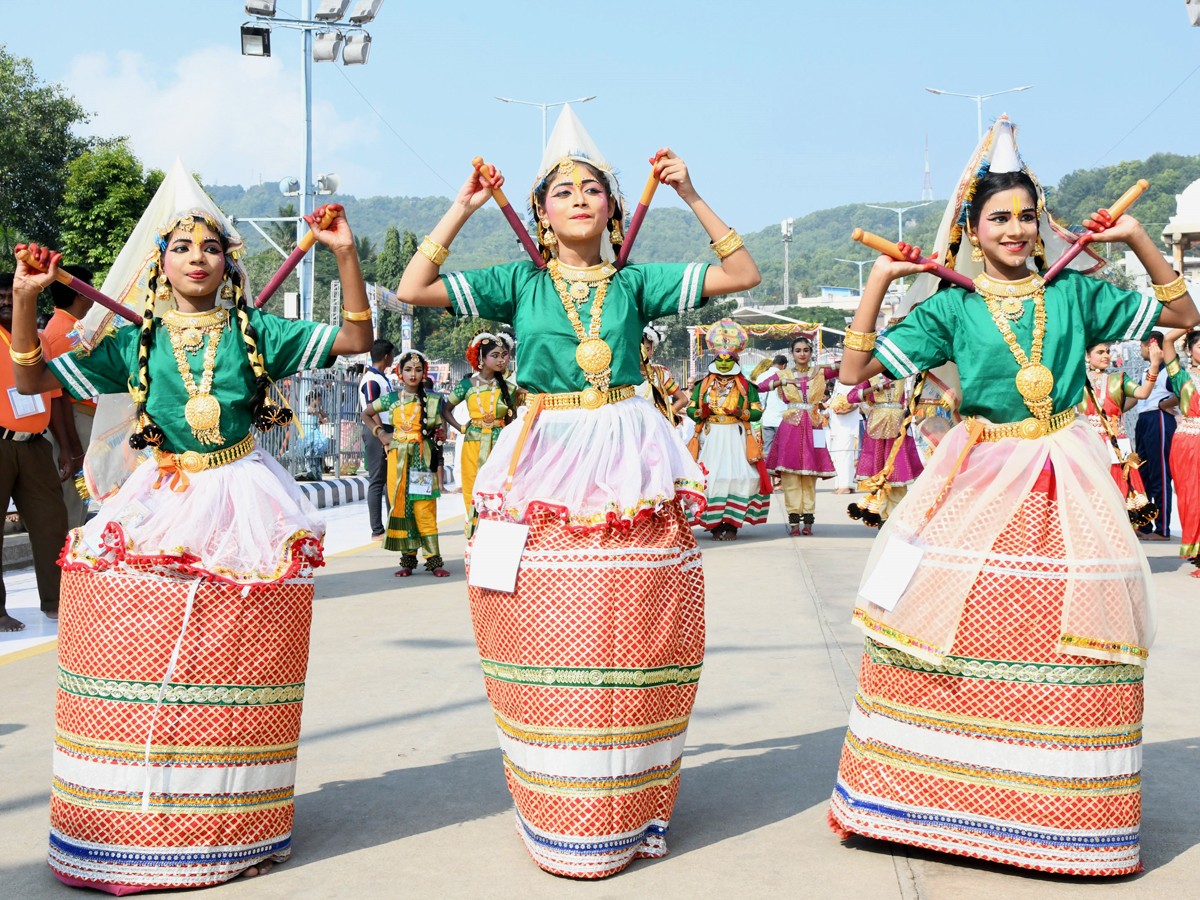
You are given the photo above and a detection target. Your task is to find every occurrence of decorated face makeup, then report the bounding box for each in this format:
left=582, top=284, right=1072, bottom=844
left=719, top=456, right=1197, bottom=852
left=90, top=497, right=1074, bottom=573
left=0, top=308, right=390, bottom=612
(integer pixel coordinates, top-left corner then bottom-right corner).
left=971, top=187, right=1039, bottom=277
left=161, top=221, right=225, bottom=302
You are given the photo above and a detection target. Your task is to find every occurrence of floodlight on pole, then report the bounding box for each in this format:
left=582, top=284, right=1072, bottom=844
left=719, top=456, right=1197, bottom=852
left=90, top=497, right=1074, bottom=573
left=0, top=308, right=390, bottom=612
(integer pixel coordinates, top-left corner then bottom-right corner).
left=924, top=85, right=1033, bottom=140
left=348, top=0, right=385, bottom=23
left=342, top=32, right=371, bottom=65
left=312, top=30, right=344, bottom=62
left=314, top=0, right=350, bottom=20
left=240, top=24, right=272, bottom=57
left=495, top=95, right=598, bottom=151
left=316, top=173, right=340, bottom=195
left=279, top=176, right=301, bottom=196
left=245, top=1, right=277, bottom=16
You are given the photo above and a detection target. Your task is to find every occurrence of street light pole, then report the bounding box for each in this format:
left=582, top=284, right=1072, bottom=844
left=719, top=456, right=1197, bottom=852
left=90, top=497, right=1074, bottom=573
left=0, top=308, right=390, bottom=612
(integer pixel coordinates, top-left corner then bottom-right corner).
left=781, top=218, right=794, bottom=305
left=495, top=95, right=598, bottom=152
left=924, top=85, right=1033, bottom=141
left=865, top=202, right=932, bottom=246
left=834, top=257, right=873, bottom=295
left=299, top=0, right=314, bottom=322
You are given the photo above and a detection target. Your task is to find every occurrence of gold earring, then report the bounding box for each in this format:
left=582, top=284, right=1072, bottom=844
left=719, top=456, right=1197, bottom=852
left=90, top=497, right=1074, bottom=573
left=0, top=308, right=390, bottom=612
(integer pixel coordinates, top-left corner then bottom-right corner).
left=155, top=280, right=172, bottom=302
left=220, top=282, right=234, bottom=300
left=540, top=222, right=557, bottom=247
left=970, top=240, right=983, bottom=264
left=1034, top=235, right=1045, bottom=259
left=610, top=220, right=623, bottom=244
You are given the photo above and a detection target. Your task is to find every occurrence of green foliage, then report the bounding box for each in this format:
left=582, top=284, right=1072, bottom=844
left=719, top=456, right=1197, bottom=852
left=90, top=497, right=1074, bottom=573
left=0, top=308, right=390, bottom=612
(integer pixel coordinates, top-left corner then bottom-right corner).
left=0, top=45, right=90, bottom=261
left=57, top=140, right=161, bottom=279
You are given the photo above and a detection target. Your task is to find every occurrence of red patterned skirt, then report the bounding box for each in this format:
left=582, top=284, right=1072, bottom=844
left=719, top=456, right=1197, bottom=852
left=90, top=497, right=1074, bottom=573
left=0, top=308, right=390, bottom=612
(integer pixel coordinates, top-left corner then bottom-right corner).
left=1170, top=427, right=1200, bottom=559
left=50, top=569, right=313, bottom=894
left=830, top=487, right=1145, bottom=875
left=467, top=503, right=705, bottom=878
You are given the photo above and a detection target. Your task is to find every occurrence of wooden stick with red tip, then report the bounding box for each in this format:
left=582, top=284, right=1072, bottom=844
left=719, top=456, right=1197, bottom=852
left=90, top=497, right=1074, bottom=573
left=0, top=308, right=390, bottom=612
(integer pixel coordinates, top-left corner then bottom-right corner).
left=472, top=157, right=546, bottom=268
left=615, top=165, right=661, bottom=269
left=851, top=228, right=975, bottom=291
left=254, top=205, right=341, bottom=308
left=1042, top=179, right=1149, bottom=284
left=15, top=247, right=140, bottom=324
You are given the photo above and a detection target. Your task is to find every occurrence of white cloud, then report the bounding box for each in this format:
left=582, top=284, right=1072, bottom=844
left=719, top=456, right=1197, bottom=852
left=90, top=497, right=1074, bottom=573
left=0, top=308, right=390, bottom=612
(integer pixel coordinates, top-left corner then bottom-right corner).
left=64, top=46, right=372, bottom=191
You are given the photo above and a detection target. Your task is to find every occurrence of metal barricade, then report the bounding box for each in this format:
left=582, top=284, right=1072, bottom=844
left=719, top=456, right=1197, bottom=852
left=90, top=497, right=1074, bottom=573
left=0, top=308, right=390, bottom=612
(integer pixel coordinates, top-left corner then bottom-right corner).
left=255, top=368, right=367, bottom=481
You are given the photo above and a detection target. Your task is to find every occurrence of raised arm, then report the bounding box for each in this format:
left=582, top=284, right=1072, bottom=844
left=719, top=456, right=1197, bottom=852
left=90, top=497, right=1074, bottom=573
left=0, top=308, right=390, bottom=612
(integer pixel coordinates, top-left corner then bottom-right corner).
left=305, top=205, right=373, bottom=358
left=650, top=150, right=760, bottom=297
left=396, top=168, right=501, bottom=308
left=1084, top=211, right=1200, bottom=330
left=840, top=244, right=935, bottom=385
left=1130, top=341, right=1163, bottom=400
left=9, top=245, right=69, bottom=396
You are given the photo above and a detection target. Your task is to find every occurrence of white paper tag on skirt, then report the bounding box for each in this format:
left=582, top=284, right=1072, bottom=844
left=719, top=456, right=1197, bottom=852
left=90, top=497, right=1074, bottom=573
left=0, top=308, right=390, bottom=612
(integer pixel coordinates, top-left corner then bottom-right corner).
left=468, top=518, right=530, bottom=593
left=408, top=469, right=434, bottom=497
left=812, top=428, right=827, bottom=448
left=858, top=535, right=925, bottom=611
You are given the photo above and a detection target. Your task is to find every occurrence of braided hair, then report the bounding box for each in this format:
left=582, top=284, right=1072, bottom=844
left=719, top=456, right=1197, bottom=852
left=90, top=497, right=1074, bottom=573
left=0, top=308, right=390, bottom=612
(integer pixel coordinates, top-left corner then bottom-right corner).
left=126, top=215, right=292, bottom=451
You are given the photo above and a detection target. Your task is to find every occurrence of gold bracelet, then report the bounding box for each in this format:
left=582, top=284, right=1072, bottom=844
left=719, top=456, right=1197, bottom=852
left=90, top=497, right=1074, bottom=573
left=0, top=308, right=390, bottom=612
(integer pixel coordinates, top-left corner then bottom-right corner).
left=1152, top=274, right=1188, bottom=304
left=342, top=306, right=372, bottom=322
left=372, top=424, right=384, bottom=437
left=418, top=236, right=450, bottom=266
left=709, top=229, right=744, bottom=260
left=9, top=344, right=43, bottom=366
left=843, top=328, right=878, bottom=352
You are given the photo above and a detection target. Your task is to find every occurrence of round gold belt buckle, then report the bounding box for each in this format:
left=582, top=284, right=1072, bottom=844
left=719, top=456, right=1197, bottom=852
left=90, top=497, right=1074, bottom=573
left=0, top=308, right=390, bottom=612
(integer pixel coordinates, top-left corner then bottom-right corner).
left=1018, top=417, right=1047, bottom=440
left=580, top=387, right=605, bottom=410
left=179, top=450, right=206, bottom=473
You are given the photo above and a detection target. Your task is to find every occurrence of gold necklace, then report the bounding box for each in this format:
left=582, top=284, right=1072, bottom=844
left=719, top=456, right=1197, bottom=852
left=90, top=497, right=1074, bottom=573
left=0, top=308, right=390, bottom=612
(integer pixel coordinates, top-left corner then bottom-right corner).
left=166, top=308, right=228, bottom=445
left=975, top=273, right=1053, bottom=423
left=553, top=260, right=617, bottom=302
left=548, top=259, right=612, bottom=409
left=975, top=271, right=1042, bottom=323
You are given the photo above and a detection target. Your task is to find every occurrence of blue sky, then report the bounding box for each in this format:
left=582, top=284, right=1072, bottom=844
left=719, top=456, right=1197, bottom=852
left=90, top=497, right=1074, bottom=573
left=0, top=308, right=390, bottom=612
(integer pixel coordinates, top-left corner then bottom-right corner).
left=6, top=2, right=1200, bottom=229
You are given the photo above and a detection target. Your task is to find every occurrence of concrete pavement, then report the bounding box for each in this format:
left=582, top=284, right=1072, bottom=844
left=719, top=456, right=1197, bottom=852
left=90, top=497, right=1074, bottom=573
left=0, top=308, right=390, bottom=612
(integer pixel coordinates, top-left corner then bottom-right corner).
left=1, top=484, right=1197, bottom=898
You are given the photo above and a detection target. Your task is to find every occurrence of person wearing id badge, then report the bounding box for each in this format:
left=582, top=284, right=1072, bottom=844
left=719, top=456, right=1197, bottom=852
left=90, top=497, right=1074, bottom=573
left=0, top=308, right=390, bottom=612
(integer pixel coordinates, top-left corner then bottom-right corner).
left=363, top=349, right=448, bottom=577
left=828, top=117, right=1200, bottom=875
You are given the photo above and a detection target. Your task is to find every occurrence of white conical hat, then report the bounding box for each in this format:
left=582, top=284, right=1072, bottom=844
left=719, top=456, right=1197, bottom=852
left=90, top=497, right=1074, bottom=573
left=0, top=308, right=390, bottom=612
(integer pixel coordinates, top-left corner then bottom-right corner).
left=899, top=115, right=1104, bottom=316
left=76, top=159, right=249, bottom=348
left=535, top=103, right=617, bottom=191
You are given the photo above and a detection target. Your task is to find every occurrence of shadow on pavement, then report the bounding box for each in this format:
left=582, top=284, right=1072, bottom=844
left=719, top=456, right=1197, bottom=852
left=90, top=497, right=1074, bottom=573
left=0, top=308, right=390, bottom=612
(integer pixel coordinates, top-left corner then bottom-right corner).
left=669, top=728, right=845, bottom=858
left=290, top=747, right=510, bottom=868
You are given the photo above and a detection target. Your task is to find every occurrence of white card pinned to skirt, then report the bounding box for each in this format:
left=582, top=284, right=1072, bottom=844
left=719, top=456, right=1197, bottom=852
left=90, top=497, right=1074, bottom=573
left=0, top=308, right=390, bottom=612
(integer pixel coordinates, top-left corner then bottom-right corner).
left=857, top=535, right=925, bottom=612
left=468, top=518, right=530, bottom=593
left=812, top=428, right=827, bottom=449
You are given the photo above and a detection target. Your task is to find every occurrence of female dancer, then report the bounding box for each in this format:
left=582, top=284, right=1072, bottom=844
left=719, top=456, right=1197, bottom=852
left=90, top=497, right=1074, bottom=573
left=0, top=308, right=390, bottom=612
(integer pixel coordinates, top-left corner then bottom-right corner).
left=1163, top=328, right=1200, bottom=573
left=827, top=117, right=1198, bottom=875
left=396, top=105, right=759, bottom=877
left=362, top=349, right=449, bottom=576
left=444, top=332, right=519, bottom=535
left=637, top=324, right=688, bottom=423
left=846, top=373, right=923, bottom=523
left=9, top=164, right=372, bottom=892
left=758, top=336, right=836, bottom=535
left=687, top=322, right=770, bottom=540
left=1078, top=340, right=1162, bottom=522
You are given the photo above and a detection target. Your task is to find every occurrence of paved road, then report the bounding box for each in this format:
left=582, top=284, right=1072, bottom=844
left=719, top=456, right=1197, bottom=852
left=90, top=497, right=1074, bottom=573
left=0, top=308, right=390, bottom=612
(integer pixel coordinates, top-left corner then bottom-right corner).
left=1, top=486, right=1197, bottom=898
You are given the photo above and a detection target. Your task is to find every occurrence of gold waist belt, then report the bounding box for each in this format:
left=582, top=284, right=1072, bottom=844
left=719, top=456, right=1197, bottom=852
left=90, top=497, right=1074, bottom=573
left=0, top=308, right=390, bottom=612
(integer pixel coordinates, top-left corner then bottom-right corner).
left=534, top=384, right=636, bottom=411
left=153, top=433, right=256, bottom=475
left=967, top=408, right=1078, bottom=442
left=393, top=429, right=422, bottom=444
left=707, top=414, right=743, bottom=424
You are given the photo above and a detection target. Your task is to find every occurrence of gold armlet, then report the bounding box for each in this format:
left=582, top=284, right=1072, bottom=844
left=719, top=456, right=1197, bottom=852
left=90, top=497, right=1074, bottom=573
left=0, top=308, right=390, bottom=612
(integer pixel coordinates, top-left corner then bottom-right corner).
left=9, top=344, right=44, bottom=366
left=843, top=328, right=878, bottom=352
left=418, top=236, right=451, bottom=266
left=1152, top=274, right=1188, bottom=304
left=709, top=229, right=744, bottom=261
left=342, top=307, right=372, bottom=322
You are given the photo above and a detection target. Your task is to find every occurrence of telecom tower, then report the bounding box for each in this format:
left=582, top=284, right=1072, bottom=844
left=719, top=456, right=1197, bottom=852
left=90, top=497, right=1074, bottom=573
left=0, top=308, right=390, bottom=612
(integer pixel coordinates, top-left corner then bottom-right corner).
left=922, top=136, right=934, bottom=202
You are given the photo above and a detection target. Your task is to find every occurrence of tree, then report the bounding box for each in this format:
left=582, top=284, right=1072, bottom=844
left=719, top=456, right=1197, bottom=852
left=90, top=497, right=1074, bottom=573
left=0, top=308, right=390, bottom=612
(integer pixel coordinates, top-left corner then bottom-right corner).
left=57, top=140, right=162, bottom=279
left=0, top=45, right=90, bottom=261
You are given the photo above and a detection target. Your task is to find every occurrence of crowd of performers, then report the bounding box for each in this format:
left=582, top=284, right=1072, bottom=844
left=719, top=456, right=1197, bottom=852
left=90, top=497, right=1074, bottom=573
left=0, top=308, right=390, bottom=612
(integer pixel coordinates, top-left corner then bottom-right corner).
left=6, top=105, right=1200, bottom=894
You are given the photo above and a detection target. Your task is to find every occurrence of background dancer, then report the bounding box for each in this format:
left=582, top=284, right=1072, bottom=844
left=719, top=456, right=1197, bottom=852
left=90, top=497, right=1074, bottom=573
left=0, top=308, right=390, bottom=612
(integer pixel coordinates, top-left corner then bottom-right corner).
left=637, top=324, right=688, bottom=424
left=846, top=373, right=923, bottom=523
left=9, top=164, right=372, bottom=892
left=1163, top=328, right=1200, bottom=574
left=828, top=117, right=1198, bottom=875
left=395, top=105, right=759, bottom=877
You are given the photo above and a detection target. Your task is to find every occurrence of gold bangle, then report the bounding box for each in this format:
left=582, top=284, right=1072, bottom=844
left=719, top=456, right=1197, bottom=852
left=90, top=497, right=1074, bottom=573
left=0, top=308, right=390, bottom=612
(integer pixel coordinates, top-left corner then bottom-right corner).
left=843, top=328, right=877, bottom=352
left=709, top=229, right=744, bottom=261
left=342, top=306, right=372, bottom=322
left=372, top=425, right=384, bottom=437
left=1152, top=274, right=1188, bottom=304
left=9, top=345, right=43, bottom=366
left=418, top=236, right=450, bottom=266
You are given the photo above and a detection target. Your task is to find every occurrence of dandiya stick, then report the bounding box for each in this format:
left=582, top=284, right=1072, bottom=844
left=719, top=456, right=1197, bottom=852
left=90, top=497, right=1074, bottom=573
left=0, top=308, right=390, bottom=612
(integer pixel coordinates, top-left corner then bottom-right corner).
left=1043, top=179, right=1149, bottom=284
left=471, top=157, right=545, bottom=268
left=851, top=228, right=976, bottom=291
left=254, top=206, right=341, bottom=307
left=15, top=248, right=140, bottom=324
left=616, top=169, right=660, bottom=269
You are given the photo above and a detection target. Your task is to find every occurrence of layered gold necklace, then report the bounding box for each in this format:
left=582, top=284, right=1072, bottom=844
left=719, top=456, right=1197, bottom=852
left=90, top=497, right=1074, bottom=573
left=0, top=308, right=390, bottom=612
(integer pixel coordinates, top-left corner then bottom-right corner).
left=553, top=260, right=617, bottom=302
left=549, top=259, right=613, bottom=409
left=975, top=270, right=1042, bottom=323
left=975, top=272, right=1054, bottom=424
left=164, top=307, right=228, bottom=445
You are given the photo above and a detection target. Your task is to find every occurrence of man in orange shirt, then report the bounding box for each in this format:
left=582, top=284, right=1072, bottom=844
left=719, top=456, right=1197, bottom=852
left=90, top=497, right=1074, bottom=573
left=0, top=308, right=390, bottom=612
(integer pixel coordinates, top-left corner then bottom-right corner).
left=0, top=272, right=69, bottom=631
left=42, top=266, right=95, bottom=528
